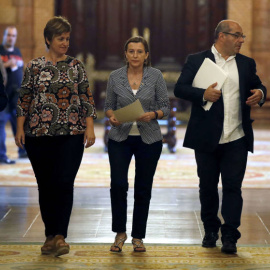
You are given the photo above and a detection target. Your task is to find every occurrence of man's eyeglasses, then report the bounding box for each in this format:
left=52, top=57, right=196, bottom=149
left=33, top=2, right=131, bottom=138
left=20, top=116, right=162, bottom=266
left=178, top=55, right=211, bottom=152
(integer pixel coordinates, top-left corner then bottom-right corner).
left=222, top=32, right=246, bottom=40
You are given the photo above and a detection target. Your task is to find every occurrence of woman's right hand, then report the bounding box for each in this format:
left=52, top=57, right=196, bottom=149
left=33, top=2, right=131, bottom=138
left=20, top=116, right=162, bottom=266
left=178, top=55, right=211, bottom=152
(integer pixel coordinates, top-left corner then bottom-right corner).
left=109, top=116, right=121, bottom=127
left=15, top=128, right=25, bottom=149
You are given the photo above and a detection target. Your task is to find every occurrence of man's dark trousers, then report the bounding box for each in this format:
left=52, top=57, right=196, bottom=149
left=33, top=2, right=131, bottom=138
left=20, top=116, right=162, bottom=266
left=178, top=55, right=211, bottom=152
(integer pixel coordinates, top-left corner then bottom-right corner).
left=195, top=137, right=248, bottom=240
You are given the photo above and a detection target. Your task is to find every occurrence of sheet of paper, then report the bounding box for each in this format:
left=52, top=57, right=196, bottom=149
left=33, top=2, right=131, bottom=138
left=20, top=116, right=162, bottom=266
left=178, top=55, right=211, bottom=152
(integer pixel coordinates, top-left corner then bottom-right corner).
left=113, top=99, right=145, bottom=123
left=192, top=58, right=228, bottom=111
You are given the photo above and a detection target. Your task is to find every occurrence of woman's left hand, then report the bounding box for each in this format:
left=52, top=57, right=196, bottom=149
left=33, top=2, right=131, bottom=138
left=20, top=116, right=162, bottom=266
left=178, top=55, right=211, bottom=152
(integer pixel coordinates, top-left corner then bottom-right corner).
left=84, top=127, right=96, bottom=148
left=15, top=128, right=25, bottom=149
left=136, top=112, right=155, bottom=123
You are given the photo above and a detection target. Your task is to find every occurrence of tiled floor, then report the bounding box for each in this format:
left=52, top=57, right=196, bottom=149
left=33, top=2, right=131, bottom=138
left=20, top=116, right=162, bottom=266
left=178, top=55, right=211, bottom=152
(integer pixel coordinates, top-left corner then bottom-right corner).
left=0, top=187, right=270, bottom=246
left=0, top=103, right=269, bottom=248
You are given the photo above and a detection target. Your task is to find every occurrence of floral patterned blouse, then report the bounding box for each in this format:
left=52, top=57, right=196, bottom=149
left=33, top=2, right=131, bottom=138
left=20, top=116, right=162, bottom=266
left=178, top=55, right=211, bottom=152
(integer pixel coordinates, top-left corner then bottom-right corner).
left=17, top=56, right=97, bottom=137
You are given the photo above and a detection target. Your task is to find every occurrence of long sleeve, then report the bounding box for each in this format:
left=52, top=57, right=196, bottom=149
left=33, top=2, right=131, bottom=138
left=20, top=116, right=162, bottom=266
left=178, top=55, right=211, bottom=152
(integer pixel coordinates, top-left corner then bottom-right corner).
left=16, top=62, right=34, bottom=117
left=174, top=54, right=206, bottom=105
left=104, top=74, right=117, bottom=112
left=249, top=58, right=267, bottom=107
left=155, top=71, right=170, bottom=117
left=77, top=60, right=97, bottom=119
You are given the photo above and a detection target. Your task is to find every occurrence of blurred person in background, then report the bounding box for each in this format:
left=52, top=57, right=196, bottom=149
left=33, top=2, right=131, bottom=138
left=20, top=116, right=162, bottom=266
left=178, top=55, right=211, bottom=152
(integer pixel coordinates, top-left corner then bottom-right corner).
left=0, top=26, right=27, bottom=164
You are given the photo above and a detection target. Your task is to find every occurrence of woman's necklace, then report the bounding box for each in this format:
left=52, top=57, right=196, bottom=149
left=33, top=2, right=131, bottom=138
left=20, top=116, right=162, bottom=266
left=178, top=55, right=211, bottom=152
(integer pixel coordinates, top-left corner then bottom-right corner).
left=132, top=80, right=140, bottom=87
left=128, top=71, right=143, bottom=88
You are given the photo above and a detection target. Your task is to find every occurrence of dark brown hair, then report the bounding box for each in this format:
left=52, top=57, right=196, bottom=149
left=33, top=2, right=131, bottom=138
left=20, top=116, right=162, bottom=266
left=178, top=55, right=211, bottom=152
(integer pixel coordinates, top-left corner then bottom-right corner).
left=44, top=16, right=71, bottom=49
left=124, top=36, right=151, bottom=67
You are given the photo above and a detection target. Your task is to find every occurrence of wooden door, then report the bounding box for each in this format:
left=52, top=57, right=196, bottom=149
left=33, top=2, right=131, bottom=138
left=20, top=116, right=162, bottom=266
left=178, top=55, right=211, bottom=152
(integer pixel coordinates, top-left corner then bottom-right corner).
left=55, top=0, right=226, bottom=106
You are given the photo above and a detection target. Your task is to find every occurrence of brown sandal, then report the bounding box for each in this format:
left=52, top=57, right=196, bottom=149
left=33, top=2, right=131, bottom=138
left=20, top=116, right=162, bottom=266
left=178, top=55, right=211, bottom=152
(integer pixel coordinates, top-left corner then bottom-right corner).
left=41, top=236, right=54, bottom=255
left=132, top=238, right=146, bottom=252
left=110, top=233, right=127, bottom=252
left=53, top=235, right=70, bottom=257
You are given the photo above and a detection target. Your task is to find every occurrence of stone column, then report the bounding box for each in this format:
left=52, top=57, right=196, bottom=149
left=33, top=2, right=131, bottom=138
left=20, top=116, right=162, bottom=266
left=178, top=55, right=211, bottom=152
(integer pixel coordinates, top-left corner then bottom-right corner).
left=251, top=0, right=270, bottom=97
left=33, top=0, right=54, bottom=60
left=0, top=0, right=54, bottom=63
left=15, top=0, right=34, bottom=63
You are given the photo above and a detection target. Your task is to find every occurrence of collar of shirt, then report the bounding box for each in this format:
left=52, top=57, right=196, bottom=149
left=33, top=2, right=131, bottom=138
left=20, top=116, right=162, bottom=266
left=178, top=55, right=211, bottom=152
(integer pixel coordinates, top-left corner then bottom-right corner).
left=211, top=45, right=236, bottom=64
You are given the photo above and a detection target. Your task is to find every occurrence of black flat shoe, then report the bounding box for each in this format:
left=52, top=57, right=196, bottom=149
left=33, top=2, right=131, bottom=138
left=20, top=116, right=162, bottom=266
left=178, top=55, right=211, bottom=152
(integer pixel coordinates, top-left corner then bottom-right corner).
left=0, top=158, right=16, bottom=164
left=221, top=240, right=237, bottom=254
left=202, top=232, right=219, bottom=248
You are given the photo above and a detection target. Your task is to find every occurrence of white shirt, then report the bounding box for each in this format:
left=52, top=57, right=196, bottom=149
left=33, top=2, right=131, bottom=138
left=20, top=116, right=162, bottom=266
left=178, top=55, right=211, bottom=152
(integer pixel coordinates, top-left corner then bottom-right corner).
left=211, top=45, right=245, bottom=144
left=128, top=89, right=140, bottom=136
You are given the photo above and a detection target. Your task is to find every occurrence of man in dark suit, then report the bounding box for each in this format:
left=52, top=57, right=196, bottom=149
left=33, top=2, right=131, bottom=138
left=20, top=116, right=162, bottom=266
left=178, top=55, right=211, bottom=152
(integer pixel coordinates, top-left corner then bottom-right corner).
left=174, top=20, right=267, bottom=254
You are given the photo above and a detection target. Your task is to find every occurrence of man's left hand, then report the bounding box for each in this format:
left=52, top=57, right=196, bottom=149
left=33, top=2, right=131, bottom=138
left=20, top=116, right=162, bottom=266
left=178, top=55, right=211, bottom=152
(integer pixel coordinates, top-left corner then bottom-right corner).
left=246, top=89, right=262, bottom=107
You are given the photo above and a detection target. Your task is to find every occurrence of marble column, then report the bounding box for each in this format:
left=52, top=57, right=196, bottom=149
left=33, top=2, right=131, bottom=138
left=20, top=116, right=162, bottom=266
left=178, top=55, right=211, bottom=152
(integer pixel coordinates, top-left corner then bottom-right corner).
left=15, top=0, right=35, bottom=63
left=251, top=0, right=270, bottom=97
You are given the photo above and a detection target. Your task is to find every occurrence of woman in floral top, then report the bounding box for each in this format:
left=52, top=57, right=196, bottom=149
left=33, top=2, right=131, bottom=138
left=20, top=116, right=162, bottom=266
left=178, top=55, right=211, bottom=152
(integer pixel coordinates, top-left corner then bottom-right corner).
left=15, top=16, right=97, bottom=257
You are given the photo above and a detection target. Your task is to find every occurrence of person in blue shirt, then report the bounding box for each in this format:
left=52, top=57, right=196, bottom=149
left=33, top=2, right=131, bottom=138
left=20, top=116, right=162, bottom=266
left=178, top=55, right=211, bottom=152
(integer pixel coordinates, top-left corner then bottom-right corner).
left=0, top=26, right=27, bottom=164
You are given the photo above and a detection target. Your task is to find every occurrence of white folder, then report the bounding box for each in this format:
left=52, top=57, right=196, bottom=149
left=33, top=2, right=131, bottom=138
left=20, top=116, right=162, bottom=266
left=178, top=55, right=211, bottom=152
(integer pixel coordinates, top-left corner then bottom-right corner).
left=192, top=58, right=228, bottom=111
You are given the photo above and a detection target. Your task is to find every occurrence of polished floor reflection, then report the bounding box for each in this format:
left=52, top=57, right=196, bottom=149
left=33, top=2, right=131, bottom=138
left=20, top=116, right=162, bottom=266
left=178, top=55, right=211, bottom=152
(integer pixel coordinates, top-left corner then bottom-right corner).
left=0, top=187, right=270, bottom=246
left=0, top=103, right=270, bottom=249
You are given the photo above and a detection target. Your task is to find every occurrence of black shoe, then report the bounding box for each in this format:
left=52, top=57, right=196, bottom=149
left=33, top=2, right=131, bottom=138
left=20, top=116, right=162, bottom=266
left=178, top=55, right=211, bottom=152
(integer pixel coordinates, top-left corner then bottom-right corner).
left=0, top=158, right=16, bottom=164
left=202, top=232, right=219, bottom=248
left=19, top=152, right=28, bottom=158
left=221, top=237, right=237, bottom=254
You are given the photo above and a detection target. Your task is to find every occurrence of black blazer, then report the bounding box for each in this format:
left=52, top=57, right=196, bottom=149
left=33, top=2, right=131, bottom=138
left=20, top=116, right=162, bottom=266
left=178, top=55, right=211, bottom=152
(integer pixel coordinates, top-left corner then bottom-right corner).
left=174, top=50, right=267, bottom=153
left=0, top=72, right=8, bottom=112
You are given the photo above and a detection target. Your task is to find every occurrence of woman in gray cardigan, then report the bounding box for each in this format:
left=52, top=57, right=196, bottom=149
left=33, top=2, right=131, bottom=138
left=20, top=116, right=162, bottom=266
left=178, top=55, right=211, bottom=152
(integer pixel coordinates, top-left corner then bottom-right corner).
left=105, top=36, right=170, bottom=252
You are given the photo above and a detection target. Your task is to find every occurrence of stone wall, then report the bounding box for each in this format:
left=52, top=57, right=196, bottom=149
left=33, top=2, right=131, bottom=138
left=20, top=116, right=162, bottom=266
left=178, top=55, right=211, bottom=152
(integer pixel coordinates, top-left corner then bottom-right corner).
left=227, top=0, right=253, bottom=57
left=0, top=0, right=54, bottom=64
left=0, top=0, right=268, bottom=97
left=228, top=0, right=270, bottom=97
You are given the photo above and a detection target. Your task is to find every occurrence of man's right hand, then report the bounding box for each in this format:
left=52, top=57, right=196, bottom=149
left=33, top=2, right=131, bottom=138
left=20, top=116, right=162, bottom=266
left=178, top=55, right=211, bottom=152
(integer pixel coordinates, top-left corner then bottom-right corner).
left=203, top=82, right=221, bottom=102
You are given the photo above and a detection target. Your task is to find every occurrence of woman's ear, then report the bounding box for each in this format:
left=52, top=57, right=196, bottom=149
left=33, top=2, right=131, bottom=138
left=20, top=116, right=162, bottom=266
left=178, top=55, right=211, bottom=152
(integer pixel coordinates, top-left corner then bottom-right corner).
left=45, top=38, right=50, bottom=46
left=145, top=52, right=149, bottom=60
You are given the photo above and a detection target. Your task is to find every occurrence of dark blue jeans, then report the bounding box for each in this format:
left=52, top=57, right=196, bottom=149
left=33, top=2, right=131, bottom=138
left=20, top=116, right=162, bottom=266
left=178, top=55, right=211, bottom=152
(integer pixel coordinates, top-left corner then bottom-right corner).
left=25, top=134, right=84, bottom=238
left=108, top=136, right=162, bottom=239
left=195, top=137, right=248, bottom=241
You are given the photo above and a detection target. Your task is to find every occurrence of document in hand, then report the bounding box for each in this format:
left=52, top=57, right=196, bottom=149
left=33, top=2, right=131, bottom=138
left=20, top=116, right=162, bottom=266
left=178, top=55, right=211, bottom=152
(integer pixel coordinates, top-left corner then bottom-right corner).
left=113, top=99, right=145, bottom=123
left=192, top=58, right=228, bottom=111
